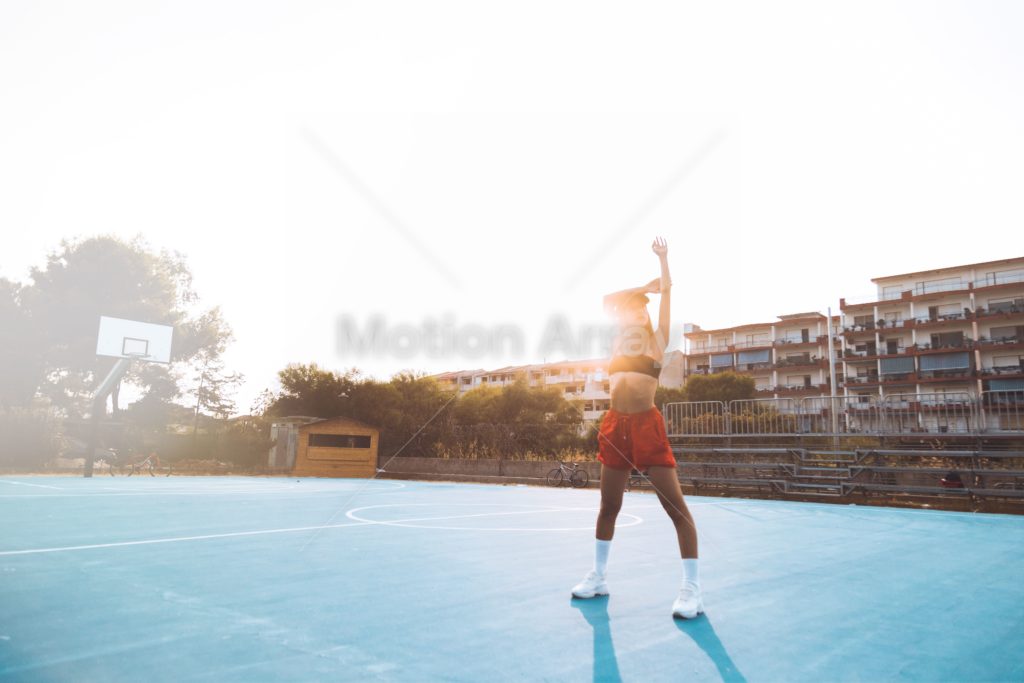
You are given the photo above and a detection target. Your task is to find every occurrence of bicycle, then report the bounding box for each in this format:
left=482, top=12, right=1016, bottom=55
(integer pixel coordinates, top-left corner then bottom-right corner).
left=626, top=468, right=649, bottom=491
left=122, top=453, right=172, bottom=477
left=546, top=461, right=589, bottom=488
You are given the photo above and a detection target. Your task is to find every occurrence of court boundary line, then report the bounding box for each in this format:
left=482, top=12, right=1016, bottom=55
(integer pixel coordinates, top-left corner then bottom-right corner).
left=346, top=503, right=645, bottom=532
left=0, top=505, right=641, bottom=556
left=0, top=479, right=64, bottom=490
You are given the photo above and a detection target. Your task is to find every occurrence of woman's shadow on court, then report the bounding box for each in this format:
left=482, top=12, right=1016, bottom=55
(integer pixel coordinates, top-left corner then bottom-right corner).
left=571, top=596, right=623, bottom=683
left=674, top=615, right=747, bottom=683
left=571, top=597, right=746, bottom=683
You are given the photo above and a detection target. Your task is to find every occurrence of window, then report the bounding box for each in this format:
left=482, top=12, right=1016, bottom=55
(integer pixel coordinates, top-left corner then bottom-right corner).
left=744, top=333, right=769, bottom=346
left=309, top=433, right=371, bottom=449
left=938, top=304, right=961, bottom=316
left=710, top=353, right=734, bottom=368
left=853, top=315, right=874, bottom=328
left=930, top=331, right=964, bottom=348
left=880, top=357, right=915, bottom=374
left=882, top=311, right=903, bottom=323
left=882, top=285, right=903, bottom=300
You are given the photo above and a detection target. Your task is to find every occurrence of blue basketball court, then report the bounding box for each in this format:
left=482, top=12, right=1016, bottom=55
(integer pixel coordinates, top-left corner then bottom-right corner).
left=1, top=476, right=1022, bottom=682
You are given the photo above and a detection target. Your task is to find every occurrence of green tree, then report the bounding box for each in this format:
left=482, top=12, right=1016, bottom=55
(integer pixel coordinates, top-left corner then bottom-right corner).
left=17, top=236, right=233, bottom=417
left=0, top=279, right=44, bottom=409
left=655, top=385, right=687, bottom=407
left=268, top=363, right=361, bottom=418
left=683, top=371, right=756, bottom=403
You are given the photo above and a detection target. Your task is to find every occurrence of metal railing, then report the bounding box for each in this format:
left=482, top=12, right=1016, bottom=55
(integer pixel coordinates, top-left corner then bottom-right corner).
left=664, top=391, right=1021, bottom=437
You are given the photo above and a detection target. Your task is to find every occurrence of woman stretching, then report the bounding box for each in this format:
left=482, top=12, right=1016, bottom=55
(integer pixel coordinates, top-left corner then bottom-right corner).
left=571, top=237, right=703, bottom=619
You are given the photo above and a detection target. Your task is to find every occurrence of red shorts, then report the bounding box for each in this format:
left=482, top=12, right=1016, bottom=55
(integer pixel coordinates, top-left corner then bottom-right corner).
left=597, top=407, right=677, bottom=471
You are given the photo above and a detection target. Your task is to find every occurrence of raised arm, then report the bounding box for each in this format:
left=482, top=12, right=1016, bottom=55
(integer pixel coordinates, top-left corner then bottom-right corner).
left=652, top=237, right=671, bottom=351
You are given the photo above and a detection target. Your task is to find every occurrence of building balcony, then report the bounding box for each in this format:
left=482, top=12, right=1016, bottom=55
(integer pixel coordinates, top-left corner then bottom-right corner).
left=688, top=345, right=731, bottom=355
left=976, top=335, right=1023, bottom=351
left=972, top=271, right=1024, bottom=292
left=731, top=340, right=773, bottom=351
left=842, top=352, right=878, bottom=363
left=841, top=324, right=878, bottom=337
left=910, top=281, right=971, bottom=300
left=878, top=372, right=917, bottom=385
left=914, top=340, right=974, bottom=354
left=736, top=362, right=773, bottom=373
left=843, top=375, right=881, bottom=388
left=978, top=366, right=1024, bottom=379
left=916, top=369, right=975, bottom=383
left=774, top=357, right=826, bottom=370
left=840, top=291, right=907, bottom=310
left=974, top=305, right=1024, bottom=321
left=773, top=337, right=817, bottom=347
left=908, top=313, right=971, bottom=330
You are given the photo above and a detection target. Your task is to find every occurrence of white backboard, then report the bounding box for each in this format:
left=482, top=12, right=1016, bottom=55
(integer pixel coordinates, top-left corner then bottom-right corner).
left=96, top=316, right=174, bottom=364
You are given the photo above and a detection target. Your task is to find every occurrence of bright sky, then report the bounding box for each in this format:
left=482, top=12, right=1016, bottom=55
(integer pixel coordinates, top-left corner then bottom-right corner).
left=2, top=1, right=1022, bottom=414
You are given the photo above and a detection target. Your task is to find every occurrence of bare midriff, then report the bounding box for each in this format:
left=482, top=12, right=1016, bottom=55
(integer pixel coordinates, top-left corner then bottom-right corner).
left=609, top=371, right=659, bottom=413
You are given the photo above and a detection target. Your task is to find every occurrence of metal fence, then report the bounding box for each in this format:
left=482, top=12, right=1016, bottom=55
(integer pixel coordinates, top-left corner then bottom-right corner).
left=664, top=391, right=1023, bottom=437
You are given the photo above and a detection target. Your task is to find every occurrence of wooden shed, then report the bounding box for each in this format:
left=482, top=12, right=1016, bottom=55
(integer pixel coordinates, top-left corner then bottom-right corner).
left=292, top=417, right=379, bottom=478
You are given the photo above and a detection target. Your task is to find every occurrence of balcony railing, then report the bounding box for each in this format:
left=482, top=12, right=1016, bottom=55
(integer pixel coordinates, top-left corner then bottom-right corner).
left=736, top=362, right=773, bottom=372
left=689, top=345, right=731, bottom=354
left=915, top=339, right=973, bottom=352
left=845, top=376, right=880, bottom=385
left=977, top=271, right=1024, bottom=288
left=912, top=312, right=969, bottom=325
left=978, top=366, right=1024, bottom=376
left=913, top=281, right=969, bottom=296
left=977, top=335, right=1021, bottom=347
left=774, top=336, right=814, bottom=346
left=732, top=340, right=773, bottom=350
left=775, top=356, right=819, bottom=367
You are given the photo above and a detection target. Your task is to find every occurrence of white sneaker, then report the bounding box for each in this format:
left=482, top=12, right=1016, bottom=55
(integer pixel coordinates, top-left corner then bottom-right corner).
left=672, top=581, right=704, bottom=619
left=571, top=570, right=609, bottom=599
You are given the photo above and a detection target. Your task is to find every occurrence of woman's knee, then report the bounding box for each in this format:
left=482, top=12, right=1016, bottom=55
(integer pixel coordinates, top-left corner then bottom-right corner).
left=598, top=500, right=622, bottom=520
left=660, top=498, right=691, bottom=526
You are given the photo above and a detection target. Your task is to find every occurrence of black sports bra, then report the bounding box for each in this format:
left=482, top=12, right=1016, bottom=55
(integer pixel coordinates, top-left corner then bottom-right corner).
left=609, top=354, right=662, bottom=379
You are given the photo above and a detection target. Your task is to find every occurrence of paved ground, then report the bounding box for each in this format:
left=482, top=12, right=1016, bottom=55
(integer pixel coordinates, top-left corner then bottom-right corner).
left=1, top=476, right=1022, bottom=682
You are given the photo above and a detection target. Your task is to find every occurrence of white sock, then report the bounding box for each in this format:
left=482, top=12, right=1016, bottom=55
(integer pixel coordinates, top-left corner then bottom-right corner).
left=682, top=558, right=700, bottom=586
left=594, top=539, right=611, bottom=576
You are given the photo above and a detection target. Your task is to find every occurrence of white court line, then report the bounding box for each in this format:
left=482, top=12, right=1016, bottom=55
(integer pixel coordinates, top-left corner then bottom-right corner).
left=0, top=483, right=406, bottom=499
left=0, top=480, right=64, bottom=490
left=346, top=503, right=645, bottom=532
left=0, top=505, right=637, bottom=556
left=0, top=521, right=374, bottom=556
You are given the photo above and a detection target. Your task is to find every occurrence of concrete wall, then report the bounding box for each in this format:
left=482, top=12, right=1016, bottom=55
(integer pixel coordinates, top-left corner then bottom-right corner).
left=379, top=457, right=602, bottom=485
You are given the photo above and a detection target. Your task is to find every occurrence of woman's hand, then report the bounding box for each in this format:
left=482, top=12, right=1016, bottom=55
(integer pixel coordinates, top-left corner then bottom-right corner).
left=652, top=236, right=668, bottom=257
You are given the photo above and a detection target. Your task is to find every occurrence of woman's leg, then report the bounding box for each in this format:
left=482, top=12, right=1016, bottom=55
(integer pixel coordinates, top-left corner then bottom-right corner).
left=645, top=465, right=698, bottom=558
left=596, top=464, right=630, bottom=540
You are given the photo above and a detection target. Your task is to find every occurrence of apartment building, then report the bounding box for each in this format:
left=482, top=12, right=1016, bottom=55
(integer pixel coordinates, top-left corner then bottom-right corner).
left=839, top=257, right=1024, bottom=400
left=683, top=313, right=840, bottom=398
left=432, top=351, right=685, bottom=423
